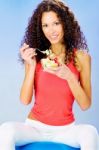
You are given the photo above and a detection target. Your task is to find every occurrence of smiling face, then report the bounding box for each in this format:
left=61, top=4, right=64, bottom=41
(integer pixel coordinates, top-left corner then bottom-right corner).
left=41, top=11, right=64, bottom=45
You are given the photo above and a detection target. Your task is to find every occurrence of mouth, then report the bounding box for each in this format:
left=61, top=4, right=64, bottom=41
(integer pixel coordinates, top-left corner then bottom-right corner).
left=49, top=34, right=59, bottom=40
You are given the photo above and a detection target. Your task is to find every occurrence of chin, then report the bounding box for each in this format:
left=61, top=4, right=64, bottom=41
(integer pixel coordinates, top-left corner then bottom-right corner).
left=50, top=40, right=61, bottom=44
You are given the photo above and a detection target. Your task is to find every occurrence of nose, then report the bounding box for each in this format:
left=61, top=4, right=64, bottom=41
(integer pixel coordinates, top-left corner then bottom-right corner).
left=49, top=25, right=56, bottom=34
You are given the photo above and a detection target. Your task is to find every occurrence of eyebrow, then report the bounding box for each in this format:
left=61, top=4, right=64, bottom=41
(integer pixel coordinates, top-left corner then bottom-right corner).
left=42, top=20, right=60, bottom=25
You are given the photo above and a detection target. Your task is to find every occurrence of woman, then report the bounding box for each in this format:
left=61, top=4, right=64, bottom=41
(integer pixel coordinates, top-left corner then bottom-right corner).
left=0, top=0, right=99, bottom=149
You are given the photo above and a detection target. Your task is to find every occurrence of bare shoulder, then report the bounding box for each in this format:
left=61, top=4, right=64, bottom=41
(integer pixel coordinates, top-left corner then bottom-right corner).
left=75, top=50, right=91, bottom=71
left=75, top=49, right=91, bottom=59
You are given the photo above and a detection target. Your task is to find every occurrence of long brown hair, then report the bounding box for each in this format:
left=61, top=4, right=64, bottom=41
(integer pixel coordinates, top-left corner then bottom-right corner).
left=21, top=0, right=88, bottom=63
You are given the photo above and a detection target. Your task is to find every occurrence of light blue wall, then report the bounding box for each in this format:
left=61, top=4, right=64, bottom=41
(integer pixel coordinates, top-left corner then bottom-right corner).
left=0, top=0, right=99, bottom=131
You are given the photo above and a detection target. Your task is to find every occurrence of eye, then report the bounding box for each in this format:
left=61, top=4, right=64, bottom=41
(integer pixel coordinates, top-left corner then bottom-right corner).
left=54, top=21, right=61, bottom=25
left=42, top=24, right=48, bottom=28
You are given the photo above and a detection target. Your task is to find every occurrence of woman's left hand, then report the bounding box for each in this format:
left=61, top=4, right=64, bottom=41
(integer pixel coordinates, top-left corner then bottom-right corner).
left=43, top=64, right=76, bottom=81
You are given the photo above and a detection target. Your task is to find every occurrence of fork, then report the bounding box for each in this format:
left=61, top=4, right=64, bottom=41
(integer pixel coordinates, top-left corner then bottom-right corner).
left=36, top=48, right=46, bottom=54
left=36, top=48, right=50, bottom=55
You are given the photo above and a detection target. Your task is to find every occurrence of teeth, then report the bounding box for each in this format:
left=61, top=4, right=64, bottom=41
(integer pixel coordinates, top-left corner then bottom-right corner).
left=51, top=35, right=57, bottom=37
left=50, top=35, right=58, bottom=39
left=52, top=36, right=57, bottom=38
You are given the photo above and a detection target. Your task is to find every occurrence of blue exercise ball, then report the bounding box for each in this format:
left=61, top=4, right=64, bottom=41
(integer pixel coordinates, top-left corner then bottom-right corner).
left=16, top=142, right=80, bottom=150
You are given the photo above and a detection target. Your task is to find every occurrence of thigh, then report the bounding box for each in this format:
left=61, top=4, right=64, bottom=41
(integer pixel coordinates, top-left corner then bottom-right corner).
left=51, top=124, right=98, bottom=148
left=51, top=124, right=80, bottom=148
left=0, top=121, right=45, bottom=146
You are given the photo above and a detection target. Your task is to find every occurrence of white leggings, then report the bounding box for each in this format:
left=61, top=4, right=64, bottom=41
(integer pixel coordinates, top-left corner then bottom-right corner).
left=0, top=119, right=99, bottom=150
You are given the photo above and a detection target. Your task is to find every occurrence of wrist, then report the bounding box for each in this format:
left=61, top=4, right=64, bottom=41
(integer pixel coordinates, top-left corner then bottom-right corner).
left=25, top=61, right=36, bottom=69
left=67, top=74, right=77, bottom=83
left=28, top=64, right=36, bottom=71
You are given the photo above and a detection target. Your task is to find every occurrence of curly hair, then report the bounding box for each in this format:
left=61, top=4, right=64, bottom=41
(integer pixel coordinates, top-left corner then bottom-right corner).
left=21, top=0, right=88, bottom=64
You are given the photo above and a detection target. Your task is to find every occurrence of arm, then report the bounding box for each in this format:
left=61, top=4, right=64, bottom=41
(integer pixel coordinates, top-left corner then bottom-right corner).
left=43, top=50, right=92, bottom=110
left=67, top=50, right=91, bottom=110
left=20, top=43, right=37, bottom=105
left=20, top=63, right=36, bottom=105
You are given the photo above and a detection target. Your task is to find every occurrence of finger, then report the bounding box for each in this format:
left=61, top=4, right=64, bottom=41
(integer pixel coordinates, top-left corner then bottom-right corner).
left=23, top=48, right=36, bottom=56
left=60, top=64, right=69, bottom=70
left=43, top=67, right=56, bottom=74
left=25, top=51, right=37, bottom=59
left=22, top=43, right=29, bottom=50
left=23, top=43, right=27, bottom=46
left=28, top=52, right=37, bottom=59
left=25, top=48, right=36, bottom=53
left=20, top=44, right=29, bottom=54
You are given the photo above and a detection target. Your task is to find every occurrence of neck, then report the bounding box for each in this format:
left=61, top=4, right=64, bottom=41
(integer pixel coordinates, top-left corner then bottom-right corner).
left=50, top=44, right=65, bottom=56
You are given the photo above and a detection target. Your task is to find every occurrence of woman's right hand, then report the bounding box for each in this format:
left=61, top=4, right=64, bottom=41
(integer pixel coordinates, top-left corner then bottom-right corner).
left=20, top=43, right=37, bottom=66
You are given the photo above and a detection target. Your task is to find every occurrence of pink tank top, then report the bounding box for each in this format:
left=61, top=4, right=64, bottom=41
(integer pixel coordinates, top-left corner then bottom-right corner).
left=31, top=60, right=80, bottom=126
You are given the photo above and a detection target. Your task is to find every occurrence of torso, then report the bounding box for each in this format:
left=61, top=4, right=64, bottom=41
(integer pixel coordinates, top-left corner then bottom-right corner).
left=27, top=57, right=80, bottom=125
left=27, top=49, right=90, bottom=125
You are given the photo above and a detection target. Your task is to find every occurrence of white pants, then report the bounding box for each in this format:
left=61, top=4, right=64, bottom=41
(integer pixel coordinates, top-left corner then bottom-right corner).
left=0, top=119, right=99, bottom=150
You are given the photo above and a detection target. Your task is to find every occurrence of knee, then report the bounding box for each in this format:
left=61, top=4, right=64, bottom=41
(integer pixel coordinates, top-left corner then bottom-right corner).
left=0, top=122, right=16, bottom=141
left=82, top=125, right=99, bottom=142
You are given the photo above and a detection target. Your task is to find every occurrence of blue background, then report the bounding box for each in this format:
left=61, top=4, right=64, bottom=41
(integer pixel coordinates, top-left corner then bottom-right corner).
left=0, top=0, right=99, bottom=131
